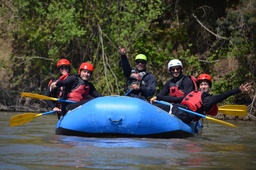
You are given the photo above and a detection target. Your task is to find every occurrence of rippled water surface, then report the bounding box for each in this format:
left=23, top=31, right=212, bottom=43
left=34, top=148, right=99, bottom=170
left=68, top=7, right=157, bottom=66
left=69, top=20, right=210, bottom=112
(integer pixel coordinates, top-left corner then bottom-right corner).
left=1, top=111, right=256, bottom=169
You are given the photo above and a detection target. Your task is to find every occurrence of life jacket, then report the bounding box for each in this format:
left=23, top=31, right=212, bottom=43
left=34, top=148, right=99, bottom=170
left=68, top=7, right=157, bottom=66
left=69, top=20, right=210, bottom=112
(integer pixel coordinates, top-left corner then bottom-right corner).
left=59, top=74, right=69, bottom=81
left=181, top=90, right=218, bottom=116
left=181, top=91, right=203, bottom=111
left=67, top=76, right=89, bottom=102
left=57, top=74, right=69, bottom=98
left=169, top=76, right=198, bottom=97
left=127, top=70, right=148, bottom=88
left=206, top=104, right=218, bottom=116
left=47, top=74, right=70, bottom=98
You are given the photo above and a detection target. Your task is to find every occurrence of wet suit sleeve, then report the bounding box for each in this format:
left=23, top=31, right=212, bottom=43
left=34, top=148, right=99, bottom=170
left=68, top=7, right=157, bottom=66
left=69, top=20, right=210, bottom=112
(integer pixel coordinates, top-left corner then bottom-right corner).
left=140, top=73, right=156, bottom=97
left=120, top=54, right=132, bottom=79
left=203, top=88, right=241, bottom=108
left=88, top=82, right=103, bottom=98
left=56, top=75, right=76, bottom=87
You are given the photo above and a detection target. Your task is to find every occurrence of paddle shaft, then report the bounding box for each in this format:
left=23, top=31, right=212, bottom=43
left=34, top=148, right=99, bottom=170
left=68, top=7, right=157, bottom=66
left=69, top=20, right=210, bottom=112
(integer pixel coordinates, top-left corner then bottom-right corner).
left=155, top=100, right=247, bottom=116
left=155, top=100, right=237, bottom=128
left=155, top=100, right=211, bottom=118
left=178, top=107, right=237, bottom=128
left=125, top=89, right=133, bottom=96
left=21, top=92, right=76, bottom=103
left=42, top=110, right=56, bottom=116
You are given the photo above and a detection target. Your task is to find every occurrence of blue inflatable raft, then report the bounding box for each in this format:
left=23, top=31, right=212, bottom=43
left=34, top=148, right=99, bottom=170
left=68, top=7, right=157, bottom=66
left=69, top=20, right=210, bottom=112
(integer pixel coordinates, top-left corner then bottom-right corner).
left=55, top=96, right=202, bottom=138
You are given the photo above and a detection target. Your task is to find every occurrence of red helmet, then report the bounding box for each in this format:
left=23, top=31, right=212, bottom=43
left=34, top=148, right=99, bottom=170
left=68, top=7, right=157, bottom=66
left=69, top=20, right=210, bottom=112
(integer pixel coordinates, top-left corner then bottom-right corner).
left=57, top=59, right=71, bottom=68
left=197, top=73, right=212, bottom=87
left=78, top=62, right=94, bottom=74
left=197, top=73, right=212, bottom=82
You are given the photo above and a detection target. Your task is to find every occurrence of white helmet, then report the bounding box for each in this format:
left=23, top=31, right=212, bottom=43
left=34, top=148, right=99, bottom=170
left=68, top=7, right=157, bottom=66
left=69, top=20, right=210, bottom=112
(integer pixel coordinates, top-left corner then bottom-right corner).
left=167, top=59, right=183, bottom=70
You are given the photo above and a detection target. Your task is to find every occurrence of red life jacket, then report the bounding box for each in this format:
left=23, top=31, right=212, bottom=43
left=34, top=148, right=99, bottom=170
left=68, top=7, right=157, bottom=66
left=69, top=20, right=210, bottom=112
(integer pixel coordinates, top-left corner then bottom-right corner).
left=181, top=90, right=218, bottom=116
left=55, top=74, right=69, bottom=98
left=181, top=91, right=203, bottom=111
left=169, top=76, right=198, bottom=97
left=59, top=74, right=69, bottom=81
left=48, top=79, right=54, bottom=88
left=47, top=74, right=70, bottom=98
left=190, top=76, right=198, bottom=91
left=47, top=74, right=70, bottom=87
left=206, top=104, right=218, bottom=116
left=46, top=74, right=70, bottom=109
left=67, top=77, right=89, bottom=102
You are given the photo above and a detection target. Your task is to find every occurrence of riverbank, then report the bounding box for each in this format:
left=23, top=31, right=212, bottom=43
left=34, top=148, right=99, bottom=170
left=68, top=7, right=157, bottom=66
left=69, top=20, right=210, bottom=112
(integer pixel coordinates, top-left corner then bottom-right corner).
left=0, top=89, right=49, bottom=113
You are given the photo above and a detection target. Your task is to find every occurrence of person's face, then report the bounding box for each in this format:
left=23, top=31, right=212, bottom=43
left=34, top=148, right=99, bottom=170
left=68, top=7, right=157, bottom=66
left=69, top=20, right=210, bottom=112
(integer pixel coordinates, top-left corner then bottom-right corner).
left=169, top=66, right=181, bottom=77
left=135, top=60, right=146, bottom=71
left=59, top=65, right=69, bottom=75
left=80, top=69, right=92, bottom=81
left=199, top=81, right=210, bottom=93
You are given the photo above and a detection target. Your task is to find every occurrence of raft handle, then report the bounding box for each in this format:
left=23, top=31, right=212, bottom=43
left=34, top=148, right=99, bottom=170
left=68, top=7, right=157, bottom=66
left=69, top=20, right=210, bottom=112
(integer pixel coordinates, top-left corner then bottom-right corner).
left=109, top=118, right=122, bottom=124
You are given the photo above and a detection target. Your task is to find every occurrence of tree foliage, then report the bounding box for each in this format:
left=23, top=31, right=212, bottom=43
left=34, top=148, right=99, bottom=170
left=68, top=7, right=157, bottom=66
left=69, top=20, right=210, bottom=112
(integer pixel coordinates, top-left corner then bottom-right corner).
left=0, top=0, right=255, bottom=108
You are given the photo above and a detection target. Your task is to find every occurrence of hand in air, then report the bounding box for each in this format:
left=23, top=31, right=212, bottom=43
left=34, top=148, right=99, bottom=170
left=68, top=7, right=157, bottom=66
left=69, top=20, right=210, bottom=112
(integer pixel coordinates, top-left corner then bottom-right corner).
left=239, top=83, right=251, bottom=92
left=120, top=47, right=126, bottom=55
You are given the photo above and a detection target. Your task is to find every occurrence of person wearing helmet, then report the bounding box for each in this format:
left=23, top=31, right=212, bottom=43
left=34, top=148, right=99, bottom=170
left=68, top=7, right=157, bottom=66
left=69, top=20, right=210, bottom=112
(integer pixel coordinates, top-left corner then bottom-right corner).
left=170, top=73, right=251, bottom=124
left=50, top=62, right=103, bottom=117
left=150, top=59, right=197, bottom=112
left=44, top=58, right=71, bottom=116
left=120, top=47, right=156, bottom=101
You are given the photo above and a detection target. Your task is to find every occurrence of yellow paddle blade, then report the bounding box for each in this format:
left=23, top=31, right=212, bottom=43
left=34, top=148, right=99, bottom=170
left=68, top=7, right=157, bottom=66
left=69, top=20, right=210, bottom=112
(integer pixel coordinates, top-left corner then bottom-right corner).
left=21, top=92, right=58, bottom=101
left=219, top=105, right=247, bottom=116
left=206, top=116, right=237, bottom=128
left=220, top=104, right=247, bottom=110
left=10, top=113, right=42, bottom=127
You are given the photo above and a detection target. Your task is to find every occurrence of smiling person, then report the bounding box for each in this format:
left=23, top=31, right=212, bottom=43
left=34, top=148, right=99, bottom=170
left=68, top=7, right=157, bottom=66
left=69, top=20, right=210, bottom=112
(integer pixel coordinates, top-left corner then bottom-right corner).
left=150, top=59, right=197, bottom=112
left=50, top=62, right=103, bottom=117
left=170, top=73, right=251, bottom=124
left=44, top=59, right=71, bottom=118
left=120, top=47, right=156, bottom=101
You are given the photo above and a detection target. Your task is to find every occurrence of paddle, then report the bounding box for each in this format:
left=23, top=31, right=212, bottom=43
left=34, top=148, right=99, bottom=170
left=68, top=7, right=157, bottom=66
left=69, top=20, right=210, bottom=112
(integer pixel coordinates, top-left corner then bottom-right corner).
left=155, top=100, right=237, bottom=128
left=154, top=100, right=247, bottom=116
left=218, top=105, right=247, bottom=116
left=10, top=110, right=55, bottom=127
left=125, top=89, right=133, bottom=96
left=177, top=107, right=237, bottom=128
left=21, top=92, right=76, bottom=103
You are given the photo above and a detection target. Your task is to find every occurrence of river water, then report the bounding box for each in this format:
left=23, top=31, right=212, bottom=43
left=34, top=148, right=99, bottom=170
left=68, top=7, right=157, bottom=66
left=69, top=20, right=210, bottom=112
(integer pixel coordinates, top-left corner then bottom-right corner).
left=1, top=111, right=256, bottom=170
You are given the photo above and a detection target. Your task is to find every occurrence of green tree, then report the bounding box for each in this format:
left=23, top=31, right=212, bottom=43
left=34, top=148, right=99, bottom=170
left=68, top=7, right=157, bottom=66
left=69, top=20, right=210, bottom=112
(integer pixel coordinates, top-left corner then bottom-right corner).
left=1, top=0, right=255, bottom=113
left=9, top=0, right=164, bottom=95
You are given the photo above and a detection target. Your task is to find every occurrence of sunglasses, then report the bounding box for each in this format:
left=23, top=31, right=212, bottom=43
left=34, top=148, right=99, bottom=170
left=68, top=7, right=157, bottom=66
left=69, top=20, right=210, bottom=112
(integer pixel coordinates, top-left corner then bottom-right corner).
left=59, top=65, right=69, bottom=70
left=170, top=67, right=180, bottom=71
left=136, top=60, right=146, bottom=65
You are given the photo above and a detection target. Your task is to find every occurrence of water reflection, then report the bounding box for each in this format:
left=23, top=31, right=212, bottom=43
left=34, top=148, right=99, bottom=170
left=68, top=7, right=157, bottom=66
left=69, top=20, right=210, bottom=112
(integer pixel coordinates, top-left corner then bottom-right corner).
left=60, top=137, right=150, bottom=148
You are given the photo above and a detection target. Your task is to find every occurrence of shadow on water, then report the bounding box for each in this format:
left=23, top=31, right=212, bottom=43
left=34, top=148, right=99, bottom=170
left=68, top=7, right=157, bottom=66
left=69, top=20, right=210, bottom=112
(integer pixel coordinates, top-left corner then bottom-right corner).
left=1, top=111, right=256, bottom=169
